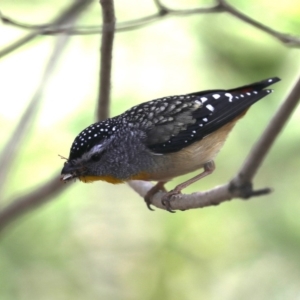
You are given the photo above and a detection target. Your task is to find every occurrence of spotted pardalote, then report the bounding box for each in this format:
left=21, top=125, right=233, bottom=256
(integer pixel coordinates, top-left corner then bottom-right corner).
left=61, top=77, right=280, bottom=211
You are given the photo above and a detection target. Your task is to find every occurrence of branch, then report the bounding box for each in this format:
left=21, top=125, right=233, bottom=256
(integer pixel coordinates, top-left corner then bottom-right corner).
left=217, top=0, right=300, bottom=47
left=0, top=2, right=221, bottom=35
left=0, top=0, right=93, bottom=230
left=1, top=0, right=299, bottom=47
left=0, top=174, right=68, bottom=232
left=129, top=75, right=300, bottom=212
left=0, top=0, right=93, bottom=58
left=128, top=180, right=233, bottom=211
left=97, top=0, right=116, bottom=121
left=231, top=75, right=300, bottom=187
left=0, top=32, right=41, bottom=58
left=0, top=26, right=73, bottom=197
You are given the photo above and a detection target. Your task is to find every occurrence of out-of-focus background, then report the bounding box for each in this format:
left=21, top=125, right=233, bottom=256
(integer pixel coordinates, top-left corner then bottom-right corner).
left=0, top=0, right=300, bottom=299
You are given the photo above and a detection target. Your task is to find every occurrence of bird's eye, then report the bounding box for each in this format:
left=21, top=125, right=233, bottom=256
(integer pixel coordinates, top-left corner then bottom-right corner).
left=91, top=153, right=101, bottom=162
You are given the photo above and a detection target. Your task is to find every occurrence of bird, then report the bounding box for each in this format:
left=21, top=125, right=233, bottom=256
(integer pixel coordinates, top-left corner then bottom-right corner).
left=61, top=77, right=280, bottom=212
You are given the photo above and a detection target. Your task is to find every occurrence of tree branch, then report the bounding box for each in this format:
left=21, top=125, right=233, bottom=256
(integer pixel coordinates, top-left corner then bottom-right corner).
left=97, top=0, right=116, bottom=121
left=0, top=174, right=68, bottom=232
left=217, top=0, right=300, bottom=47
left=231, top=75, right=300, bottom=187
left=129, top=75, right=300, bottom=212
left=0, top=24, right=74, bottom=198
left=128, top=180, right=233, bottom=211
left=1, top=0, right=299, bottom=47
left=0, top=0, right=298, bottom=231
left=0, top=0, right=93, bottom=231
left=0, top=0, right=93, bottom=58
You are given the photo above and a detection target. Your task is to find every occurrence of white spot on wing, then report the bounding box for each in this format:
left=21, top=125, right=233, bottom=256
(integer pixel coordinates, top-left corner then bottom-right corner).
left=201, top=97, right=208, bottom=103
left=212, top=94, right=220, bottom=99
left=206, top=104, right=214, bottom=111
left=225, top=93, right=233, bottom=102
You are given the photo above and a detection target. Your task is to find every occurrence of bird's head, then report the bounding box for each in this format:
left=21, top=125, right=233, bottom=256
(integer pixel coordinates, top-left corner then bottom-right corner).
left=60, top=119, right=125, bottom=184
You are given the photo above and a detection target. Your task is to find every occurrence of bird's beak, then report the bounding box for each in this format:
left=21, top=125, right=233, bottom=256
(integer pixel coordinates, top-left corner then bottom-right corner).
left=60, top=162, right=79, bottom=182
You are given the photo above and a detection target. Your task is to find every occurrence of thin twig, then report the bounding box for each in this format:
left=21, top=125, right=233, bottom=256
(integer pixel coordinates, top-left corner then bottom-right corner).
left=1, top=0, right=299, bottom=47
left=0, top=10, right=163, bottom=34
left=0, top=3, right=222, bottom=35
left=97, top=0, right=116, bottom=121
left=217, top=0, right=300, bottom=47
left=128, top=180, right=233, bottom=211
left=0, top=32, right=72, bottom=198
left=232, top=75, right=300, bottom=186
left=0, top=11, right=50, bottom=29
left=153, top=0, right=223, bottom=15
left=0, top=0, right=93, bottom=58
left=0, top=32, right=42, bottom=58
left=0, top=0, right=93, bottom=229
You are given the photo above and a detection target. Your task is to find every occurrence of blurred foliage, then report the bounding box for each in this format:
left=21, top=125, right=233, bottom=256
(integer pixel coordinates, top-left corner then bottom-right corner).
left=0, top=0, right=300, bottom=299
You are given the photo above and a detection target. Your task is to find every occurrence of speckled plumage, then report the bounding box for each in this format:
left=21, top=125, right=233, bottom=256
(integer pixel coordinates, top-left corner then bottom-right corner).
left=61, top=77, right=280, bottom=192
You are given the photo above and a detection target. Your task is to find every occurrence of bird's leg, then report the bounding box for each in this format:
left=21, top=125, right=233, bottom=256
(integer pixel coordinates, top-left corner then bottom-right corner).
left=144, top=181, right=167, bottom=211
left=162, top=160, right=215, bottom=213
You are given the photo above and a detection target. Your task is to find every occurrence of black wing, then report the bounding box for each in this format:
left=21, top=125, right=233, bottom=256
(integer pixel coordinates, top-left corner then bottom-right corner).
left=147, top=77, right=280, bottom=153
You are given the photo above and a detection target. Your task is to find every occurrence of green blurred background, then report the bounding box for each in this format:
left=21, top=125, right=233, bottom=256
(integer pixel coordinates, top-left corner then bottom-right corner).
left=0, top=0, right=300, bottom=299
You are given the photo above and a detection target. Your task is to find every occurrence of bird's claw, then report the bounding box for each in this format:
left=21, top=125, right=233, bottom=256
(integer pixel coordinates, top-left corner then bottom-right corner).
left=161, top=190, right=181, bottom=213
left=145, top=197, right=155, bottom=211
